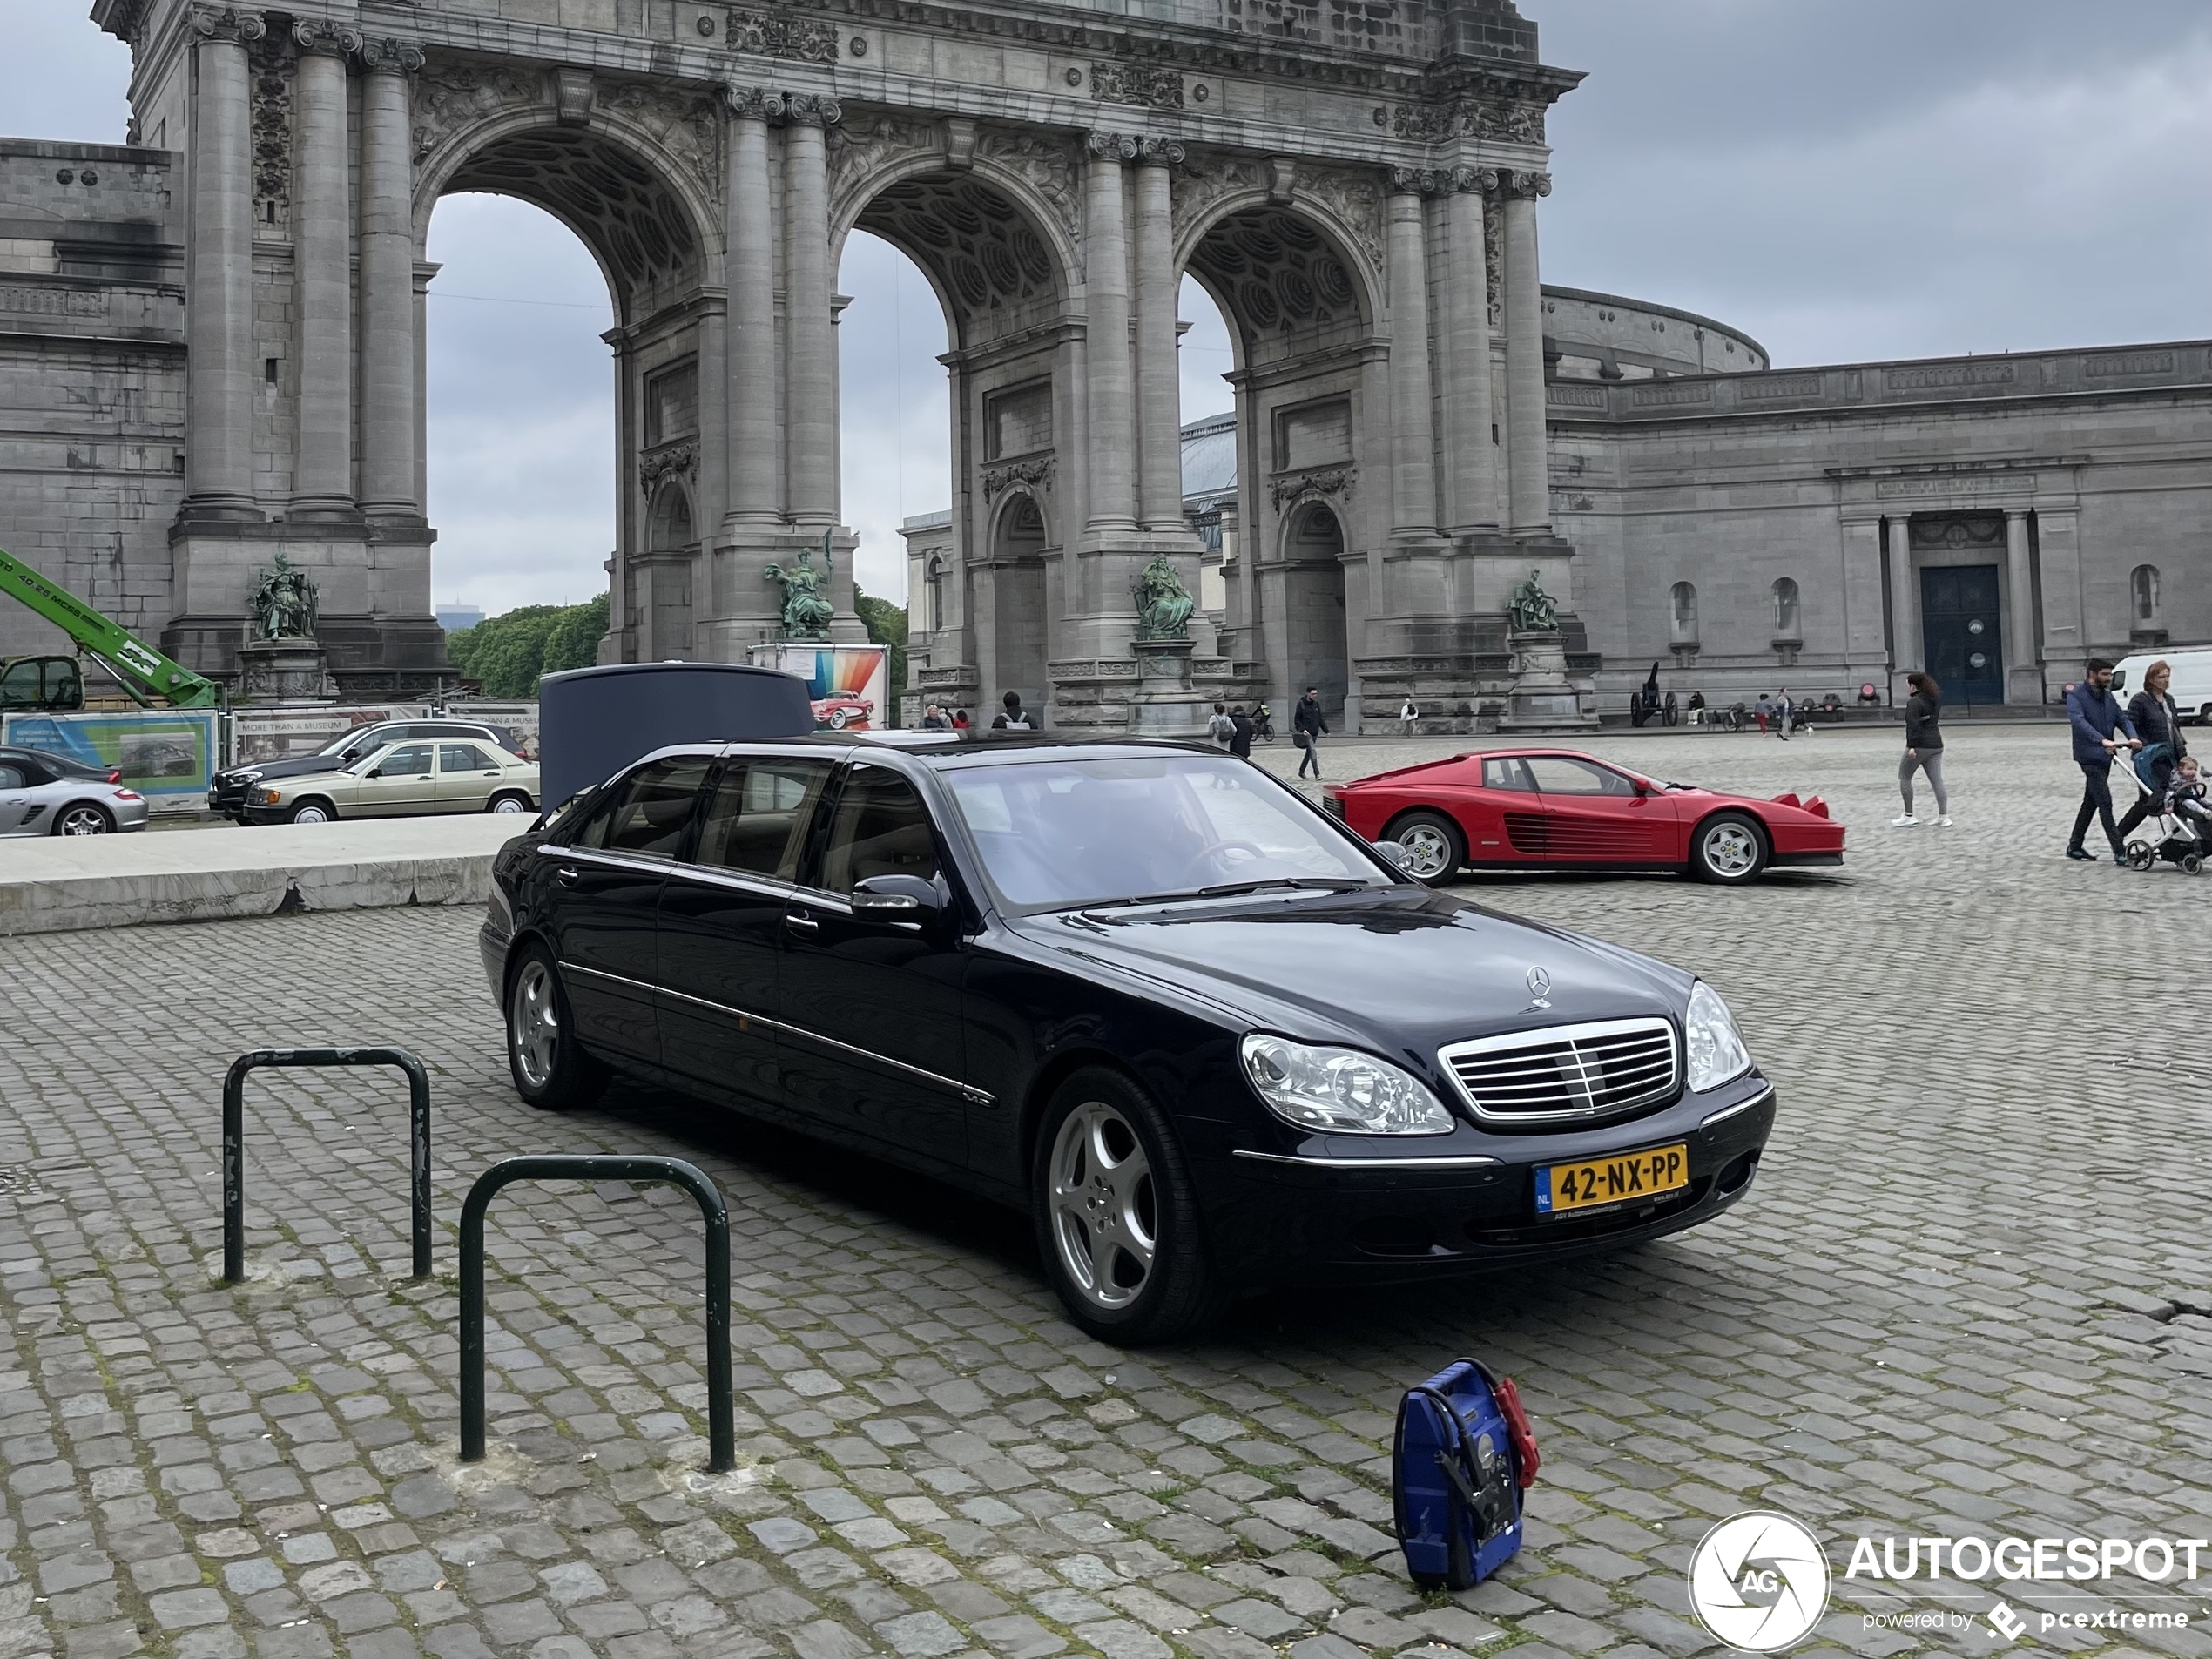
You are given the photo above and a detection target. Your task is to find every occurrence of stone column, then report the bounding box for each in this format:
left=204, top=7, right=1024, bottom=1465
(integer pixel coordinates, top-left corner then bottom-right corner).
left=1386, top=172, right=1437, bottom=539
left=183, top=7, right=263, bottom=517
left=2004, top=507, right=2040, bottom=703
left=1132, top=140, right=1184, bottom=531
left=1886, top=516, right=1919, bottom=695
left=1500, top=170, right=1551, bottom=535
left=357, top=36, right=423, bottom=520
left=289, top=23, right=357, bottom=517
left=1441, top=171, right=1499, bottom=533
left=1082, top=132, right=1136, bottom=535
left=725, top=87, right=780, bottom=525
left=782, top=95, right=839, bottom=529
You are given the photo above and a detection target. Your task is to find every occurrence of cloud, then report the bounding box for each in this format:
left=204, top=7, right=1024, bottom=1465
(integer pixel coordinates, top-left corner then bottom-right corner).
left=1536, top=0, right=2212, bottom=365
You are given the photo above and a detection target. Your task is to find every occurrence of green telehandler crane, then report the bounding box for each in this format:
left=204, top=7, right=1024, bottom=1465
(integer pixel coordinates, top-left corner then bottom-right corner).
left=0, top=545, right=224, bottom=712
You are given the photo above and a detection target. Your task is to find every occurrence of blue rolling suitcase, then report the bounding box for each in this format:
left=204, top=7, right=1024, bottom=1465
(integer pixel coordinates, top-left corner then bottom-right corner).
left=1393, top=1357, right=1541, bottom=1591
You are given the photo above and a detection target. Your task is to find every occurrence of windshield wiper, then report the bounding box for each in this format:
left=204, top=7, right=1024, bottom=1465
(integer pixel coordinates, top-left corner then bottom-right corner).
left=1192, top=877, right=1373, bottom=898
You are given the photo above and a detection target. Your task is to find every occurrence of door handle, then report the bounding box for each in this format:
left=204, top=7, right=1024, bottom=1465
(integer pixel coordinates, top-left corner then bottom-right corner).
left=785, top=910, right=819, bottom=931
left=556, top=867, right=581, bottom=886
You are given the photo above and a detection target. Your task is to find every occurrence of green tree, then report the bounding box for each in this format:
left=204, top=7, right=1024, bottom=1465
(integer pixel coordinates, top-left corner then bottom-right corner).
left=541, top=591, right=610, bottom=678
left=853, top=585, right=907, bottom=725
left=445, top=592, right=608, bottom=698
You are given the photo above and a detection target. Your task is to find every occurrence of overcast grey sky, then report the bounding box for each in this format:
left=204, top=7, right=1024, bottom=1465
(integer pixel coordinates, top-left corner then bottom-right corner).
left=9, top=0, right=2210, bottom=616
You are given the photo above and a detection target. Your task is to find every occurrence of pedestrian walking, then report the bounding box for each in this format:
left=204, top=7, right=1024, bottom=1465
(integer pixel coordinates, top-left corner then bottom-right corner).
left=2065, top=658, right=2141, bottom=864
left=2115, top=658, right=2188, bottom=846
left=1206, top=701, right=1235, bottom=747
left=1399, top=698, right=1420, bottom=736
left=1754, top=691, right=1772, bottom=734
left=952, top=708, right=971, bottom=731
left=1294, top=685, right=1327, bottom=779
left=1228, top=705, right=1256, bottom=759
left=1001, top=691, right=1033, bottom=730
left=1892, top=671, right=1949, bottom=826
left=1775, top=687, right=1795, bottom=740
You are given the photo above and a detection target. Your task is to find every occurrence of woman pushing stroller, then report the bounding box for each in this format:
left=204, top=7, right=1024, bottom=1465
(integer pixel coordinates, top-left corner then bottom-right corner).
left=2116, top=658, right=2188, bottom=846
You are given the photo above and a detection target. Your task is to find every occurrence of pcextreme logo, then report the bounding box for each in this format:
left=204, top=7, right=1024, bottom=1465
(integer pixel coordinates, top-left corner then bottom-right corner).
left=1688, top=1512, right=1832, bottom=1652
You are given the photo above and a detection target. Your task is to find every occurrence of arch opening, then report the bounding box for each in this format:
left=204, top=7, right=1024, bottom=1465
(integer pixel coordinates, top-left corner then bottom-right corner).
left=424, top=192, right=614, bottom=623
left=1281, top=500, right=1349, bottom=722
left=1188, top=205, right=1370, bottom=368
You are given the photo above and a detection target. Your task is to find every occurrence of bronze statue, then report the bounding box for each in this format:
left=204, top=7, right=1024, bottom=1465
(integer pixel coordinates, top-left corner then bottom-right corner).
left=247, top=552, right=319, bottom=640
left=1507, top=568, right=1558, bottom=634
left=1134, top=553, right=1195, bottom=641
left=765, top=538, right=834, bottom=639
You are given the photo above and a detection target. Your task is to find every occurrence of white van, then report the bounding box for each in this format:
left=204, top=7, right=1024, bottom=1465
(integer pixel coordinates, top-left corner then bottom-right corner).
left=2111, top=649, right=2212, bottom=724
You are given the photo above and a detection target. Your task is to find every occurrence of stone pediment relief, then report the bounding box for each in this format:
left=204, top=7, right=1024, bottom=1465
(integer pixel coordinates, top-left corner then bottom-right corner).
left=724, top=7, right=839, bottom=64
left=413, top=59, right=721, bottom=205
left=982, top=458, right=1055, bottom=501
left=1270, top=466, right=1355, bottom=509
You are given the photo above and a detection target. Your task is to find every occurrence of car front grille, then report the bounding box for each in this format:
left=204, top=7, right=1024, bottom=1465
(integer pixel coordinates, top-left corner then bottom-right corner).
left=1438, top=1018, right=1680, bottom=1127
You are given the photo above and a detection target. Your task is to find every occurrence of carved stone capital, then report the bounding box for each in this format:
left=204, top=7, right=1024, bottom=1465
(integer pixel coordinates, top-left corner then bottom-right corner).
left=359, top=34, right=424, bottom=73
left=782, top=93, right=842, bottom=128
left=1499, top=169, right=1551, bottom=200
left=1135, top=137, right=1184, bottom=168
left=1387, top=165, right=1440, bottom=197
left=1449, top=165, right=1499, bottom=196
left=1086, top=129, right=1138, bottom=162
left=724, top=84, right=784, bottom=121
left=291, top=20, right=361, bottom=56
left=191, top=5, right=264, bottom=44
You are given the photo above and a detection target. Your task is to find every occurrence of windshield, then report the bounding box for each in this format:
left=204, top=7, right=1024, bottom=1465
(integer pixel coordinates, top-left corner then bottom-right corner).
left=941, top=752, right=1392, bottom=912
left=320, top=726, right=383, bottom=759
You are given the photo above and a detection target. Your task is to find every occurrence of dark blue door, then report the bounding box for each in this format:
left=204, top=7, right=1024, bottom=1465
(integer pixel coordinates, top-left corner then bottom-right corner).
left=1919, top=565, right=2003, bottom=706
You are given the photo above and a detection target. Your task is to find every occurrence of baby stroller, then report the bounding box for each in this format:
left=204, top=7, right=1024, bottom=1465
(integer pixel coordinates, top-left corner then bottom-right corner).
left=2118, top=751, right=2206, bottom=875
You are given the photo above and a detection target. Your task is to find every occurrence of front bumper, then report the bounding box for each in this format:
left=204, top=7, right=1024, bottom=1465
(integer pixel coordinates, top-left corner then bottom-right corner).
left=1201, top=1075, right=1777, bottom=1285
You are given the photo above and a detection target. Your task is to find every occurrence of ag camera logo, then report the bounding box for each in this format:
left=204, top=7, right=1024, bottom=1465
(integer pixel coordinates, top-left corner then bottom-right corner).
left=1689, top=1512, right=1831, bottom=1652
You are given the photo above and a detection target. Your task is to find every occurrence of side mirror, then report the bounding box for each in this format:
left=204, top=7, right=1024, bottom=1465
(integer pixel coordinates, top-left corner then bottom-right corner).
left=1370, top=839, right=1412, bottom=874
left=366, top=766, right=383, bottom=779
left=851, top=873, right=944, bottom=917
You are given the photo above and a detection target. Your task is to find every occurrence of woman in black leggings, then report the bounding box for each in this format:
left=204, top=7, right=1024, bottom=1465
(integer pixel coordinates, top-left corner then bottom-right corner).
left=1894, top=672, right=1949, bottom=827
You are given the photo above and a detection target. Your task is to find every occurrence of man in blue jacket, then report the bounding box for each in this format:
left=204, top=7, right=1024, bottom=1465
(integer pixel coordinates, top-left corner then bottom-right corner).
left=2065, top=658, right=2141, bottom=863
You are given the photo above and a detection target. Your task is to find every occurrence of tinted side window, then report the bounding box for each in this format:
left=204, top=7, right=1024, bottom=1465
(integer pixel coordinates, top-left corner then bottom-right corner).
left=0, top=765, right=24, bottom=789
left=602, top=757, right=713, bottom=857
left=819, top=766, right=938, bottom=894
left=695, top=758, right=833, bottom=880
left=439, top=743, right=496, bottom=772
left=1526, top=757, right=1634, bottom=796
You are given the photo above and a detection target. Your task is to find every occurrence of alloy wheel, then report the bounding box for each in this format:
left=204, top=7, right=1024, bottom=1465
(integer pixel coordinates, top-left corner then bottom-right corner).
left=1048, top=1100, right=1158, bottom=1311
left=57, top=806, right=110, bottom=835
left=1702, top=821, right=1758, bottom=877
left=510, top=961, right=561, bottom=1090
left=1397, top=823, right=1454, bottom=880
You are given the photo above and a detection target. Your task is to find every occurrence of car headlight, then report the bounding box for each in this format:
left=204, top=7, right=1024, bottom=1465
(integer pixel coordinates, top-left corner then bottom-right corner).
left=254, top=787, right=281, bottom=804
left=231, top=769, right=261, bottom=784
left=1684, top=980, right=1751, bottom=1091
left=1240, top=1034, right=1455, bottom=1136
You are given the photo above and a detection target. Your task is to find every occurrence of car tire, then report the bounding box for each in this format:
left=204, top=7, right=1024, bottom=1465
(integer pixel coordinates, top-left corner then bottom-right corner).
left=1032, top=1067, right=1224, bottom=1345
left=1386, top=809, right=1466, bottom=887
left=53, top=803, right=112, bottom=836
left=1689, top=811, right=1768, bottom=884
left=289, top=800, right=334, bottom=825
left=488, top=791, right=533, bottom=814
left=505, top=946, right=608, bottom=1111
left=828, top=710, right=850, bottom=729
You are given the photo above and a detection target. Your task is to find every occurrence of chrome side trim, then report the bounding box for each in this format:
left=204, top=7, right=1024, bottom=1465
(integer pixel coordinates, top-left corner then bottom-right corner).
left=1699, top=1084, right=1774, bottom=1130
left=664, top=864, right=793, bottom=900
left=565, top=961, right=994, bottom=1106
left=536, top=844, right=671, bottom=873
left=1232, top=1150, right=1501, bottom=1170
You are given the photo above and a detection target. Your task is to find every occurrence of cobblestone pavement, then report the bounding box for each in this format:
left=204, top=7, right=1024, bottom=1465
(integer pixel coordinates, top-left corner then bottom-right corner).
left=3, top=724, right=2209, bottom=1659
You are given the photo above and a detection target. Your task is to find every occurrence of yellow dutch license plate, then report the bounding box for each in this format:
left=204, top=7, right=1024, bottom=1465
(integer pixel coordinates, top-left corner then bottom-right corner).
left=1537, top=1143, right=1689, bottom=1217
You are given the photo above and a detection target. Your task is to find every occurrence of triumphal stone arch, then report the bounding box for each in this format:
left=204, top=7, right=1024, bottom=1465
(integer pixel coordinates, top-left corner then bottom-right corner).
left=87, top=0, right=1586, bottom=725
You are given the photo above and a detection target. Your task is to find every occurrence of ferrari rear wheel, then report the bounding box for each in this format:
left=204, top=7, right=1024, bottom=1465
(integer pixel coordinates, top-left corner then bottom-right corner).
left=1388, top=810, right=1466, bottom=887
left=1690, top=812, right=1768, bottom=884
